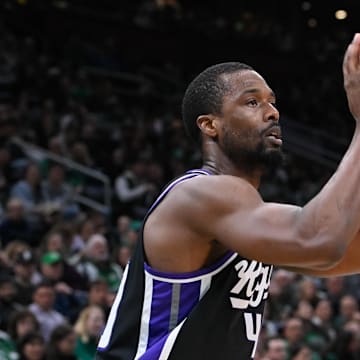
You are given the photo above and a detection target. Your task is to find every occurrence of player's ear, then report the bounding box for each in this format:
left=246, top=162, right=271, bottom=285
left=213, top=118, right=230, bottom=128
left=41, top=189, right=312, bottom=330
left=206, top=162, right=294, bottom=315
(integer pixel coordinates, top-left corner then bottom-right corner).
left=196, top=114, right=220, bottom=138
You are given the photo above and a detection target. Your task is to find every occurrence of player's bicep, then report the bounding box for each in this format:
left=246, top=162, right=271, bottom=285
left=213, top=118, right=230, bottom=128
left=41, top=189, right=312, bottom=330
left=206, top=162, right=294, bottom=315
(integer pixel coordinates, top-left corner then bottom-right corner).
left=212, top=202, right=331, bottom=268
left=179, top=176, right=336, bottom=269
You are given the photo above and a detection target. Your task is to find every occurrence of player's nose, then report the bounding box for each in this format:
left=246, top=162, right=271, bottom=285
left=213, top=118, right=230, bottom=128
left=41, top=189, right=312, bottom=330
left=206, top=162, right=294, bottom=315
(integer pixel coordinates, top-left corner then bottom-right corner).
left=264, top=103, right=280, bottom=123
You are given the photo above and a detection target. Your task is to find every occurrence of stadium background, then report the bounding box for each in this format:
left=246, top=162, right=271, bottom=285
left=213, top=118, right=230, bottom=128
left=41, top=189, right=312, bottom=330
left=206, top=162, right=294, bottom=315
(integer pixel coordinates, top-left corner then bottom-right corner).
left=0, top=0, right=360, bottom=359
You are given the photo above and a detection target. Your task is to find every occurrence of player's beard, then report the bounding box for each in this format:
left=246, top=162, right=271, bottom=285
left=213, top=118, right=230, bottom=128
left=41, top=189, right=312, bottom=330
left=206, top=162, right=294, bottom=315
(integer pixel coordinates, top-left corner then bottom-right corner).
left=221, top=125, right=284, bottom=172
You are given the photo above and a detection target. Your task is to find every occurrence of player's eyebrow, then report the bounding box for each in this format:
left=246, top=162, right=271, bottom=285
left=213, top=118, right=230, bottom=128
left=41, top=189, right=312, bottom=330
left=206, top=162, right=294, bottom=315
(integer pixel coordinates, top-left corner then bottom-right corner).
left=237, top=88, right=276, bottom=100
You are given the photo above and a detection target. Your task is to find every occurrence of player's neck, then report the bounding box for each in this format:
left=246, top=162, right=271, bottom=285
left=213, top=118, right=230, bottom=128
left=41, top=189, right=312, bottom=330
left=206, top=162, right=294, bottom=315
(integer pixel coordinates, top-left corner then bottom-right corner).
left=201, top=140, right=262, bottom=189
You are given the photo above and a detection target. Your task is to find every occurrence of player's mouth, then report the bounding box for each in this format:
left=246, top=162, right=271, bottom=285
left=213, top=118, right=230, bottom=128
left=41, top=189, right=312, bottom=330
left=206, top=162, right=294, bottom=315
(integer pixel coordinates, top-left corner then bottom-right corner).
left=264, top=126, right=283, bottom=146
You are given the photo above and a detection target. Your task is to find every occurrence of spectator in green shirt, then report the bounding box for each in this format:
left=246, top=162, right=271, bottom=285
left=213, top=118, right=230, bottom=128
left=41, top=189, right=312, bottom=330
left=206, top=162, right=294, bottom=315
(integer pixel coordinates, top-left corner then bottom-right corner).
left=74, top=305, right=105, bottom=360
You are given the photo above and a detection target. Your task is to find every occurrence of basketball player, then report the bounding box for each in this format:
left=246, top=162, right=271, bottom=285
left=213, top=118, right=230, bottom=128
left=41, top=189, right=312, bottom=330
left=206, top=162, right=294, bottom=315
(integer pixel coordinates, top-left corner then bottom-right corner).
left=96, top=34, right=360, bottom=359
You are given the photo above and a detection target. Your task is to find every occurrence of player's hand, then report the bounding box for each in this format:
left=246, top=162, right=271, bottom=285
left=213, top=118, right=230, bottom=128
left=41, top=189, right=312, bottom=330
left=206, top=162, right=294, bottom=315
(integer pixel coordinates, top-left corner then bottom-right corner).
left=343, top=33, right=360, bottom=122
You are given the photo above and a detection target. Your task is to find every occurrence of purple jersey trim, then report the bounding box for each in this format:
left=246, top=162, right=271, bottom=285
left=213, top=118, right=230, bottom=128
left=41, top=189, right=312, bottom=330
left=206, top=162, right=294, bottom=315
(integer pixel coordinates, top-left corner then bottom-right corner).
left=139, top=334, right=169, bottom=360
left=148, top=280, right=173, bottom=348
left=186, top=168, right=213, bottom=176
left=144, top=250, right=234, bottom=279
left=147, top=168, right=212, bottom=215
left=146, top=280, right=202, bottom=353
left=178, top=281, right=201, bottom=323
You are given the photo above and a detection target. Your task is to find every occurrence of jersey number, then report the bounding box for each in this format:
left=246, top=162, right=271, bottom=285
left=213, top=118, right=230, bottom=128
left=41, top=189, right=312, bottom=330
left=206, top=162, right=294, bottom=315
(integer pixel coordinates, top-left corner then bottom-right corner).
left=244, top=313, right=262, bottom=359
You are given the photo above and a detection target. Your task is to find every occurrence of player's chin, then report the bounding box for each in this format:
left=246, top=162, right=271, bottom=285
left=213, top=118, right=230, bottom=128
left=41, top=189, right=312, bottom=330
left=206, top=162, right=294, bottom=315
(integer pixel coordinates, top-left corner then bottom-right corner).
left=263, top=147, right=284, bottom=167
left=267, top=144, right=282, bottom=151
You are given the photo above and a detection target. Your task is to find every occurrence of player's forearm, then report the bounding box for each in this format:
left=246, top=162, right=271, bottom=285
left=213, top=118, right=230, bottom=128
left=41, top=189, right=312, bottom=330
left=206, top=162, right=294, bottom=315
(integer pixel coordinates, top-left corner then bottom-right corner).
left=298, top=128, right=360, bottom=262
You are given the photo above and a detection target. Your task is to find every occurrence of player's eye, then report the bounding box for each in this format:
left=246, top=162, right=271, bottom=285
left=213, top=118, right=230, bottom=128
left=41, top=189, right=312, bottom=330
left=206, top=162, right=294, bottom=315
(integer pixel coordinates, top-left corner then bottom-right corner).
left=247, top=99, right=258, bottom=107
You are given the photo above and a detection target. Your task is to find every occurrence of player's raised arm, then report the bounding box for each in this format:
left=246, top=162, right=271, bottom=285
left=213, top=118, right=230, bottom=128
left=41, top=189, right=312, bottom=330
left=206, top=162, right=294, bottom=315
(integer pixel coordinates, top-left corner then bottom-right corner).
left=173, top=34, right=360, bottom=270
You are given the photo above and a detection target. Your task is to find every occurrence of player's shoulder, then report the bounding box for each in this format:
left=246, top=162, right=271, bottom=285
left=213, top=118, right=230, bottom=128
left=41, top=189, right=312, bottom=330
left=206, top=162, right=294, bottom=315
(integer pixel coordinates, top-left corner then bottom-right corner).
left=168, top=174, right=261, bottom=210
left=178, top=173, right=257, bottom=193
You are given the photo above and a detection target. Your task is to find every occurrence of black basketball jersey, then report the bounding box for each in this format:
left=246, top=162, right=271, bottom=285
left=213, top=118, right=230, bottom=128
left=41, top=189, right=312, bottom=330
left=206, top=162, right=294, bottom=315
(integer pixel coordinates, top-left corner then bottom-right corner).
left=96, top=169, right=273, bottom=360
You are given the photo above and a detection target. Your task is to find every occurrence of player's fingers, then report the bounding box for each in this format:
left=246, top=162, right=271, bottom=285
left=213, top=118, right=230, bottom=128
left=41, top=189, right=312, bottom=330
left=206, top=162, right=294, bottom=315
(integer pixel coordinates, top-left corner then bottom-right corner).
left=352, top=33, right=360, bottom=68
left=352, top=32, right=360, bottom=45
left=343, top=34, right=360, bottom=74
left=343, top=45, right=357, bottom=74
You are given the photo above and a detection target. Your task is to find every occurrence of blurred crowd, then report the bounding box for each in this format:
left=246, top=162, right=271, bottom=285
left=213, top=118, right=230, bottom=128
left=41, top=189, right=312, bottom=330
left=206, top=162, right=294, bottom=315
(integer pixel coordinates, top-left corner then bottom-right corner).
left=0, top=1, right=359, bottom=359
